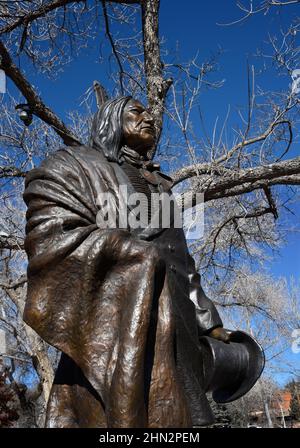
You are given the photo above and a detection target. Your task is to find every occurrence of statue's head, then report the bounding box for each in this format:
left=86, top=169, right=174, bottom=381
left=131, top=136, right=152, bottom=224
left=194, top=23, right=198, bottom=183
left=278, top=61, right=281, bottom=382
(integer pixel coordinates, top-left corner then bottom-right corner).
left=90, top=96, right=156, bottom=162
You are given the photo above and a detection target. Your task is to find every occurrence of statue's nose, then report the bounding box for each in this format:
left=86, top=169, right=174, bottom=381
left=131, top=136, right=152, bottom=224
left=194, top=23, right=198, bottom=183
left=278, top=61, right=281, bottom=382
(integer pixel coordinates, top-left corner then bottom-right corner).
left=143, top=111, right=154, bottom=123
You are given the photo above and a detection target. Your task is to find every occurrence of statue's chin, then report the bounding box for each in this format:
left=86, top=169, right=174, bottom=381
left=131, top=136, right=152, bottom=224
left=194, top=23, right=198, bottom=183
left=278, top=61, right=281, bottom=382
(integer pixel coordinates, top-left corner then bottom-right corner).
left=133, top=141, right=155, bottom=156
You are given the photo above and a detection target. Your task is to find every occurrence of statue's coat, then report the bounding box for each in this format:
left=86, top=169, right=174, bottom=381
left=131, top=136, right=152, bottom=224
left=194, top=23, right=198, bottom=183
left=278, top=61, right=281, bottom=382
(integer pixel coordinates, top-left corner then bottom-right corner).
left=23, top=145, right=222, bottom=428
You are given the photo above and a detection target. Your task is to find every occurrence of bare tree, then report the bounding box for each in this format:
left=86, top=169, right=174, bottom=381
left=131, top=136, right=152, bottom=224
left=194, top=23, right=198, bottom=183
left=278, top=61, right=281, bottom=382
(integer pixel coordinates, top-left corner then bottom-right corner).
left=0, top=0, right=299, bottom=426
left=219, top=1, right=300, bottom=26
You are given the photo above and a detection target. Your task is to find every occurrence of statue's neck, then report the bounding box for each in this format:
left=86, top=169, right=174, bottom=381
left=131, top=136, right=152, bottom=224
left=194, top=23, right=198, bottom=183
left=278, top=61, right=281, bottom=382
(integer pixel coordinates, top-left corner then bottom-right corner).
left=119, top=146, right=159, bottom=172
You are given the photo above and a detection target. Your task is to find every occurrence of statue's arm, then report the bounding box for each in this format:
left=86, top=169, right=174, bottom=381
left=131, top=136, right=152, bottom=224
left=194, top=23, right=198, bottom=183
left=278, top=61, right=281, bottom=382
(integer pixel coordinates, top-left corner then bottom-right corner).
left=187, top=254, right=229, bottom=342
left=23, top=148, right=146, bottom=345
left=23, top=147, right=135, bottom=273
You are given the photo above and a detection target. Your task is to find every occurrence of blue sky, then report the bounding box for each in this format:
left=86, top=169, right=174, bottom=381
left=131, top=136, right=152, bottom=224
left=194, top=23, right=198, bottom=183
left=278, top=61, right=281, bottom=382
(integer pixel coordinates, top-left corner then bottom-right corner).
left=160, top=3, right=300, bottom=283
left=159, top=1, right=300, bottom=385
left=160, top=1, right=300, bottom=273
left=4, top=1, right=300, bottom=384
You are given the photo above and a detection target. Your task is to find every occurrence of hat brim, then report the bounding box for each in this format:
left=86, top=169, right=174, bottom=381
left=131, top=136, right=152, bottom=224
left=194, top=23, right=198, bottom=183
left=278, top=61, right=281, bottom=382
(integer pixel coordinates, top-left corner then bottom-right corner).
left=200, top=330, right=265, bottom=403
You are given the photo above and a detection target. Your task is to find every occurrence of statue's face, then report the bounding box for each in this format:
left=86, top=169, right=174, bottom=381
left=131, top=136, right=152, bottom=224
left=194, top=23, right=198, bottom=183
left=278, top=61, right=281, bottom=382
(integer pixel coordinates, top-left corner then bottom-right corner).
left=122, top=99, right=155, bottom=153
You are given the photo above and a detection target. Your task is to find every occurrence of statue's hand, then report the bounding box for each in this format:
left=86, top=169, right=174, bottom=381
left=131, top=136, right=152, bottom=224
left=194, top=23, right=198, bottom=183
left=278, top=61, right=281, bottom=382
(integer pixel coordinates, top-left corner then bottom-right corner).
left=208, top=327, right=230, bottom=343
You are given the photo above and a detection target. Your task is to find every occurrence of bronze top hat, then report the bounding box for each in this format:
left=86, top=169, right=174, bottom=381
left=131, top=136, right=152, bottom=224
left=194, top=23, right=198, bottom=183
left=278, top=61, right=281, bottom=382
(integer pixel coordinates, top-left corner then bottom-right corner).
left=200, top=330, right=265, bottom=403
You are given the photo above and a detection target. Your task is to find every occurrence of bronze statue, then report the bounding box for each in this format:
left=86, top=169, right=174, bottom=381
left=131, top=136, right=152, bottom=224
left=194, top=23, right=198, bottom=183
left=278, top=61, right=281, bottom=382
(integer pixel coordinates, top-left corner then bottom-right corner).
left=23, top=96, right=264, bottom=428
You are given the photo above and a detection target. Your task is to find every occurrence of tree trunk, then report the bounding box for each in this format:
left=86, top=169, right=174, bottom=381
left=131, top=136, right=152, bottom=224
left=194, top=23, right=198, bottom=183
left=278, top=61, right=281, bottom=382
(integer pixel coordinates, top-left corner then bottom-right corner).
left=141, top=0, right=172, bottom=149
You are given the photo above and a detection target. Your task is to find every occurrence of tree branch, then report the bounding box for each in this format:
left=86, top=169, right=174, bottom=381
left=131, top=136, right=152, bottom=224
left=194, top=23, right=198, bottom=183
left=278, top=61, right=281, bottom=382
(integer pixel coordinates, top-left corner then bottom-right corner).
left=141, top=0, right=172, bottom=151
left=204, top=206, right=276, bottom=268
left=172, top=162, right=227, bottom=184
left=0, top=235, right=24, bottom=251
left=175, top=157, right=300, bottom=204
left=263, top=186, right=279, bottom=220
left=0, top=0, right=83, bottom=36
left=172, top=119, right=295, bottom=184
left=0, top=0, right=141, bottom=36
left=203, top=157, right=300, bottom=199
left=0, top=166, right=26, bottom=179
left=102, top=0, right=125, bottom=94
left=0, top=40, right=80, bottom=146
left=267, top=0, right=300, bottom=4
left=173, top=156, right=300, bottom=186
left=203, top=174, right=300, bottom=202
left=219, top=0, right=300, bottom=26
left=215, top=300, right=275, bottom=321
left=0, top=275, right=27, bottom=291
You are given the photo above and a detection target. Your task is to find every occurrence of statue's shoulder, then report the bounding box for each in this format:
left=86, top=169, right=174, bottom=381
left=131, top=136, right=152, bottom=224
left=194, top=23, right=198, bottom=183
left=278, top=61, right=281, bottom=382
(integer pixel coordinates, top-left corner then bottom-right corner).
left=43, top=145, right=114, bottom=172
left=58, top=144, right=108, bottom=164
left=62, top=145, right=113, bottom=170
left=26, top=145, right=114, bottom=186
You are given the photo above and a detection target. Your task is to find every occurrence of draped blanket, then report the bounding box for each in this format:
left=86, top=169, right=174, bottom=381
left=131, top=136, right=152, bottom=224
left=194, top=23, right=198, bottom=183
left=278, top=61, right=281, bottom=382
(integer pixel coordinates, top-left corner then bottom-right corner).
left=23, top=145, right=219, bottom=428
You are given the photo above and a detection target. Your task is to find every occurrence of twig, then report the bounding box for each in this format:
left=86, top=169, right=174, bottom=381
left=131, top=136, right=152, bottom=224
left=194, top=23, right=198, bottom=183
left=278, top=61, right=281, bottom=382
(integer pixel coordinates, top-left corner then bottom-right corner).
left=0, top=39, right=80, bottom=146
left=102, top=0, right=125, bottom=95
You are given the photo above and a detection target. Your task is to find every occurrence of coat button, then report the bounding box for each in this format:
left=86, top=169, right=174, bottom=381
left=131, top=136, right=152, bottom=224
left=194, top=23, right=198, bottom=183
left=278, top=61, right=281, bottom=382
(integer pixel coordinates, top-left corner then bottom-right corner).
left=168, top=244, right=175, bottom=253
left=170, top=264, right=176, bottom=273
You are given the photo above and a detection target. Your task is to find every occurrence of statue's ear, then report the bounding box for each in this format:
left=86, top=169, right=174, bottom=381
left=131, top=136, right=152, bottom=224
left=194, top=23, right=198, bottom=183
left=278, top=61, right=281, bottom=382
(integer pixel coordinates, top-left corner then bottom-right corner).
left=93, top=81, right=109, bottom=109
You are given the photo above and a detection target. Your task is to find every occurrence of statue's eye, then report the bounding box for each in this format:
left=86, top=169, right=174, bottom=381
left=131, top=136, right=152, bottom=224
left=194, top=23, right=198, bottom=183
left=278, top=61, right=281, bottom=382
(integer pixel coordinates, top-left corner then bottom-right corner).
left=130, top=108, right=141, bottom=114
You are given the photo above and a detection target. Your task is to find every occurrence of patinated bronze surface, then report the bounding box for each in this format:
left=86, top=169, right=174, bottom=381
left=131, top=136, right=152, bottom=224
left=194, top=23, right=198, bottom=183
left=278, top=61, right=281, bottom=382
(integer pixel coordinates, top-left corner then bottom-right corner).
left=23, top=97, right=261, bottom=428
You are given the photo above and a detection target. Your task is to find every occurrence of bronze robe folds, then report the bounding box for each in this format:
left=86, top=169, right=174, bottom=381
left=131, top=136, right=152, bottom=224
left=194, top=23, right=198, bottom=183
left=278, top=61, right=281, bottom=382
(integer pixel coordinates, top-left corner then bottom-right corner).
left=23, top=145, right=222, bottom=428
